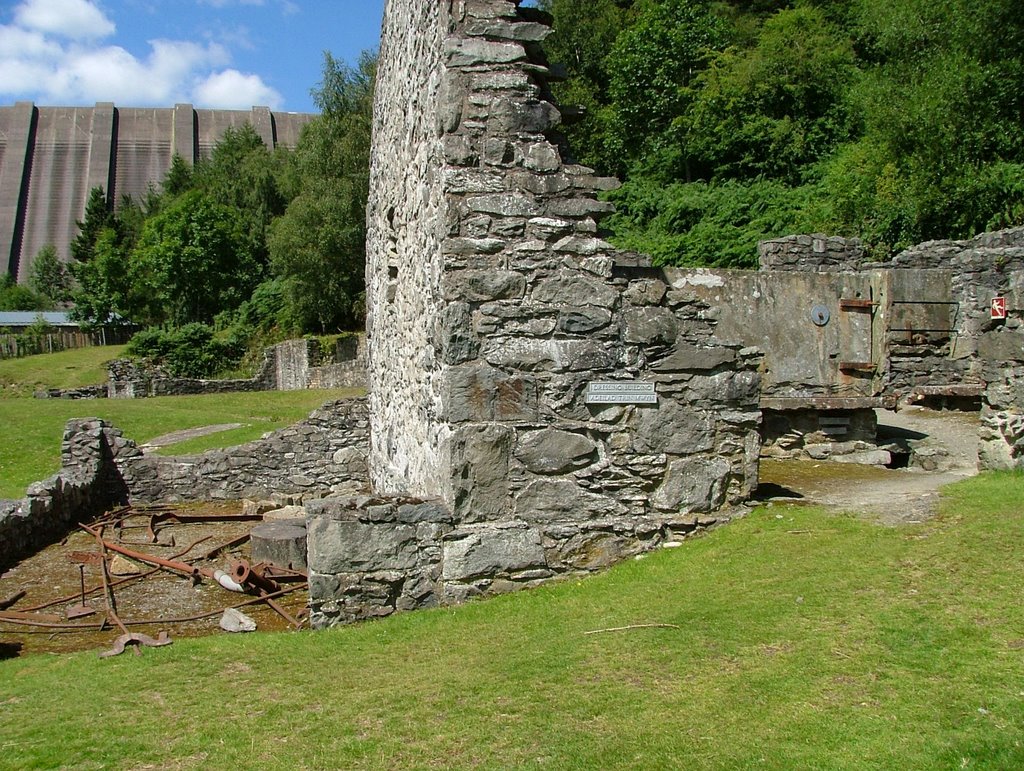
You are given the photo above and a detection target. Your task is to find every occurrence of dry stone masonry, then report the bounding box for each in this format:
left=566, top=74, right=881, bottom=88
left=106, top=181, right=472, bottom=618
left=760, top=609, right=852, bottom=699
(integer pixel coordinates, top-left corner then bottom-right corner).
left=107, top=336, right=367, bottom=399
left=309, top=0, right=763, bottom=626
left=0, top=418, right=132, bottom=571
left=118, top=399, right=370, bottom=502
left=6, top=0, right=1024, bottom=626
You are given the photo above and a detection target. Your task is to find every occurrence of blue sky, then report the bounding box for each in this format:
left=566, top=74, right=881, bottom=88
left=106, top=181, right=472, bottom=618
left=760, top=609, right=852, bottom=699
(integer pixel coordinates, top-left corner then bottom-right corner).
left=0, top=0, right=387, bottom=112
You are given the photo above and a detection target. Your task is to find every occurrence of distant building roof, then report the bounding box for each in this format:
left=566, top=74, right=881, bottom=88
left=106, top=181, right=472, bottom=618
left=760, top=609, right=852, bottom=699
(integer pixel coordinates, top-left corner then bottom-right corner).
left=0, top=311, right=76, bottom=328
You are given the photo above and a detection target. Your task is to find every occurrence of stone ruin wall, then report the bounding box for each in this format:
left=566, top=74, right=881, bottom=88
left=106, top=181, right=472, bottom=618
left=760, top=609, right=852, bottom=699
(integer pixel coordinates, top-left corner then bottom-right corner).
left=365, top=0, right=450, bottom=498
left=0, top=400, right=371, bottom=567
left=116, top=399, right=370, bottom=503
left=0, top=419, right=134, bottom=572
left=106, top=336, right=367, bottom=399
left=754, top=229, right=1024, bottom=467
left=309, top=0, right=763, bottom=627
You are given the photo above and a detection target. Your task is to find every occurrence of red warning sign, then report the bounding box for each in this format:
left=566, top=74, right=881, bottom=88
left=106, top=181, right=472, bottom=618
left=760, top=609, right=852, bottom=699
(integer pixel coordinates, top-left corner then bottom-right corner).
left=992, top=296, right=1007, bottom=320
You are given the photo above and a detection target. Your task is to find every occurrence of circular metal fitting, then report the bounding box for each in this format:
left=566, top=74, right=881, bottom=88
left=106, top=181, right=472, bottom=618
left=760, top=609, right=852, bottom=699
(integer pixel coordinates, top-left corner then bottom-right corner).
left=810, top=305, right=831, bottom=327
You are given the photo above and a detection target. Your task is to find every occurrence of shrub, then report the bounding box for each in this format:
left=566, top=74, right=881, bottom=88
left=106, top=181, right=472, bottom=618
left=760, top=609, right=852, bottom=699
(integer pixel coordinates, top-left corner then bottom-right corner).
left=126, top=323, right=245, bottom=378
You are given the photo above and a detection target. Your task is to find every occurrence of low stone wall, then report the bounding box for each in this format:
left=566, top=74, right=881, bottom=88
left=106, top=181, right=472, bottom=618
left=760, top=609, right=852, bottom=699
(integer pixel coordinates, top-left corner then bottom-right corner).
left=118, top=398, right=371, bottom=502
left=108, top=336, right=367, bottom=399
left=761, top=408, right=889, bottom=463
left=107, top=352, right=276, bottom=399
left=306, top=492, right=722, bottom=627
left=33, top=385, right=110, bottom=400
left=759, top=234, right=865, bottom=272
left=0, top=418, right=131, bottom=572
left=304, top=335, right=367, bottom=390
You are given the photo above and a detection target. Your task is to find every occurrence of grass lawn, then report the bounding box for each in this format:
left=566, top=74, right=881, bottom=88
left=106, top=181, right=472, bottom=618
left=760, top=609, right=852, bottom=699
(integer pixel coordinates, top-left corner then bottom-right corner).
left=0, top=389, right=362, bottom=499
left=1, top=472, right=1023, bottom=769
left=0, top=345, right=127, bottom=396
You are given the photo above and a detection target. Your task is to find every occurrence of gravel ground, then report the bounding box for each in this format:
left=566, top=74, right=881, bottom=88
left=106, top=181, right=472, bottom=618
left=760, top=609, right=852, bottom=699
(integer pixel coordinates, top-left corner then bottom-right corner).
left=759, top=407, right=981, bottom=525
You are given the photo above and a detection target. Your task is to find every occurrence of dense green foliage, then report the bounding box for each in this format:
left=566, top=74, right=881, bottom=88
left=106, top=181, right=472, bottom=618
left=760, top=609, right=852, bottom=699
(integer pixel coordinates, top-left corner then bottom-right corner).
left=0, top=273, right=49, bottom=311
left=541, top=0, right=1024, bottom=264
left=125, top=323, right=245, bottom=379
left=27, top=245, right=73, bottom=306
left=268, top=51, right=375, bottom=332
left=63, top=52, right=375, bottom=376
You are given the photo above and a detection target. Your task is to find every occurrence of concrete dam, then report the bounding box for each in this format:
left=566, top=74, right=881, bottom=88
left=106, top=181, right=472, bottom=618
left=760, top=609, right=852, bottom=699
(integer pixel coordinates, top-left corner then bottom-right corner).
left=0, top=102, right=316, bottom=283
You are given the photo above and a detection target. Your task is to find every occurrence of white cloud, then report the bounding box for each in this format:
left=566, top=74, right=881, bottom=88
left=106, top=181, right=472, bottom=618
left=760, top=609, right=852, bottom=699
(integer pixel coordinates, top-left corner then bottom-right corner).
left=13, top=0, right=116, bottom=40
left=193, top=69, right=282, bottom=109
left=0, top=26, right=63, bottom=59
left=0, top=4, right=283, bottom=109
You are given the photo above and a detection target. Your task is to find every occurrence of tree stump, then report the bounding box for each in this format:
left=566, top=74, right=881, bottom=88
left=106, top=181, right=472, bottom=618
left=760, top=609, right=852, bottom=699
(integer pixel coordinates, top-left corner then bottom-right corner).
left=250, top=522, right=307, bottom=570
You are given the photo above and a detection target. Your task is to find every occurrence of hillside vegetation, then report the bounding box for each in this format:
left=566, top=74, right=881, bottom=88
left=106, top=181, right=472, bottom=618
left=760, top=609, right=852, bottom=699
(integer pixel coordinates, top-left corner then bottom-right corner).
left=1, top=473, right=1023, bottom=768
left=540, top=0, right=1024, bottom=265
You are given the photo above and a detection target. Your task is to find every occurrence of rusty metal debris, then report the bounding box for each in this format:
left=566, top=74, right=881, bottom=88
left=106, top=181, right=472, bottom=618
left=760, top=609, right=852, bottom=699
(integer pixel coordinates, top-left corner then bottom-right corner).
left=0, top=502, right=308, bottom=655
left=0, top=590, right=26, bottom=610
left=99, top=631, right=172, bottom=658
left=66, top=564, right=96, bottom=620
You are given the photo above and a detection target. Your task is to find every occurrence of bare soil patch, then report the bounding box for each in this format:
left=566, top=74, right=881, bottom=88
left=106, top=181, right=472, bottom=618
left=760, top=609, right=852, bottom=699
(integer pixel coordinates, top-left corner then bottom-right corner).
left=140, top=423, right=245, bottom=450
left=759, top=406, right=980, bottom=525
left=0, top=502, right=306, bottom=656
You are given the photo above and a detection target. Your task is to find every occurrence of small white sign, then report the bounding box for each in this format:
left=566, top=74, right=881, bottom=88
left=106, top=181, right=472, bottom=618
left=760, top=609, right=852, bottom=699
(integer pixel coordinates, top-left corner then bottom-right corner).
left=585, top=381, right=658, bottom=405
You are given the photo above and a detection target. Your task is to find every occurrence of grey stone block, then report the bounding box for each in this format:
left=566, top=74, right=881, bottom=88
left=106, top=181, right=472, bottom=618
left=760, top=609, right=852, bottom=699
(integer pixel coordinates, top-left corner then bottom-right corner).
left=515, top=429, right=598, bottom=474
left=441, top=525, right=546, bottom=581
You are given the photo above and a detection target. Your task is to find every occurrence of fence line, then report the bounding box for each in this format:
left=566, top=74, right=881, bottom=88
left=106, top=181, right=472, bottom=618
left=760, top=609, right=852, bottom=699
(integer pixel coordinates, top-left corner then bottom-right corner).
left=0, top=328, right=133, bottom=360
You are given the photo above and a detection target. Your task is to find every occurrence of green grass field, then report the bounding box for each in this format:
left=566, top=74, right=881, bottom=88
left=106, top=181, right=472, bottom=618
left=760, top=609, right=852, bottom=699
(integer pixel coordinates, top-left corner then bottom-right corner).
left=0, top=347, right=363, bottom=498
left=0, top=389, right=362, bottom=499
left=0, top=345, right=127, bottom=396
left=1, top=472, right=1023, bottom=769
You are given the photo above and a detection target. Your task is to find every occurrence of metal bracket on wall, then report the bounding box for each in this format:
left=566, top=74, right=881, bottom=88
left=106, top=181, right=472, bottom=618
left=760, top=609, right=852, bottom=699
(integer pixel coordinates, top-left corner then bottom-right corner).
left=839, top=299, right=877, bottom=311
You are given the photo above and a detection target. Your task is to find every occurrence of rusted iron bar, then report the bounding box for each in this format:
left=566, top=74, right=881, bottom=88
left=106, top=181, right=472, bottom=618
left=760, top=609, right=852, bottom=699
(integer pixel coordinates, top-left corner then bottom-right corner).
left=92, top=528, right=132, bottom=643
left=0, top=610, right=63, bottom=624
left=151, top=512, right=263, bottom=527
left=254, top=563, right=309, bottom=583
left=22, top=536, right=211, bottom=613
left=80, top=524, right=201, bottom=581
left=0, top=583, right=307, bottom=630
left=197, top=533, right=250, bottom=562
left=259, top=590, right=303, bottom=629
left=0, top=590, right=26, bottom=610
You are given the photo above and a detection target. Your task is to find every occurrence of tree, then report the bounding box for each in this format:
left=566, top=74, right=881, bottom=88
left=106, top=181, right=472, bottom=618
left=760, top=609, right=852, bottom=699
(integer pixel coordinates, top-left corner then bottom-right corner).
left=162, top=154, right=194, bottom=197
left=682, top=6, right=856, bottom=184
left=269, top=51, right=376, bottom=332
left=603, top=0, right=728, bottom=176
left=69, top=226, right=134, bottom=326
left=819, top=0, right=1024, bottom=251
left=130, top=190, right=259, bottom=326
left=537, top=0, right=641, bottom=172
left=70, top=187, right=112, bottom=263
left=28, top=245, right=73, bottom=306
left=0, top=273, right=50, bottom=311
left=193, top=125, right=290, bottom=267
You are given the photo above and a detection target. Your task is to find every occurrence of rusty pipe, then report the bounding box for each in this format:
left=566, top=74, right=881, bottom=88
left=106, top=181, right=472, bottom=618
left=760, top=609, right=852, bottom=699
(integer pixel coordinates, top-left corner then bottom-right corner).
left=80, top=524, right=200, bottom=580
left=230, top=559, right=279, bottom=594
